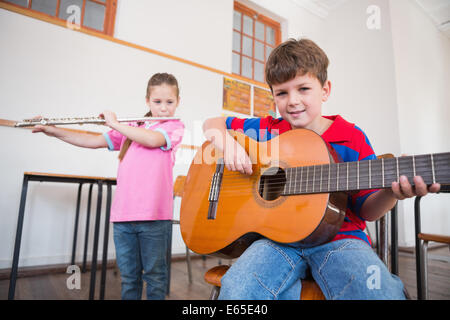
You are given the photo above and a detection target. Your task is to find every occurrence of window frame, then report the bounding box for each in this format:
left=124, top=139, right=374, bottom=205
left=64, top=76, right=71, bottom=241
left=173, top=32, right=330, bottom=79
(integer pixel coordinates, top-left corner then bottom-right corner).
left=232, top=2, right=281, bottom=83
left=0, top=0, right=117, bottom=36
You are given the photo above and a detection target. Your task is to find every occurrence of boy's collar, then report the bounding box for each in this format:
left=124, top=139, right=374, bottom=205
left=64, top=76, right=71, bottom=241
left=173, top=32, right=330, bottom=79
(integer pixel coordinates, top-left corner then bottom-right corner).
left=320, top=115, right=354, bottom=142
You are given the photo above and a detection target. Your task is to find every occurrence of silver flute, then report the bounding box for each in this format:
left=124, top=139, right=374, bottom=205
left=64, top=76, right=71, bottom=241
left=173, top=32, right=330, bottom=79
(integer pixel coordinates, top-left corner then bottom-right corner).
left=14, top=116, right=180, bottom=127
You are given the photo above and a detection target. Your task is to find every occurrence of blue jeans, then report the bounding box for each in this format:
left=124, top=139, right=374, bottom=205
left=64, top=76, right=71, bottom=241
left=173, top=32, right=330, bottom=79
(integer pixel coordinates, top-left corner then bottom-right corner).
left=219, top=238, right=406, bottom=300
left=113, top=220, right=171, bottom=300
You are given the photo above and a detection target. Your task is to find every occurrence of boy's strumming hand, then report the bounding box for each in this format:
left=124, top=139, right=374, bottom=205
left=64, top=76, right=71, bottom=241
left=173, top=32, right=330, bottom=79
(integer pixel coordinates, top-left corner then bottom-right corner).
left=202, top=117, right=253, bottom=175
left=223, top=137, right=253, bottom=175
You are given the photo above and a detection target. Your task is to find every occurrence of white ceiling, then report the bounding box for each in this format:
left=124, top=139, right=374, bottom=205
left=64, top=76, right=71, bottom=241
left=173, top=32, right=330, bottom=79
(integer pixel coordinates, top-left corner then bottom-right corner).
left=416, top=0, right=450, bottom=38
left=292, top=0, right=450, bottom=39
left=291, top=0, right=348, bottom=18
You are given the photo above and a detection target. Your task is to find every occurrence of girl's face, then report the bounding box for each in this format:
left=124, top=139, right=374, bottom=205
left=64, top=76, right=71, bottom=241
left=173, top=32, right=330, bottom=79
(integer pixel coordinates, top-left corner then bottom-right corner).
left=146, top=84, right=180, bottom=117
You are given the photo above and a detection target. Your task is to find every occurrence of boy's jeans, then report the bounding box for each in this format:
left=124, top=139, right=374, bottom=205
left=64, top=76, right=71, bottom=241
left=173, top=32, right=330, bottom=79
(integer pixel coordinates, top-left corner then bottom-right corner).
left=113, top=220, right=171, bottom=300
left=219, top=238, right=406, bottom=300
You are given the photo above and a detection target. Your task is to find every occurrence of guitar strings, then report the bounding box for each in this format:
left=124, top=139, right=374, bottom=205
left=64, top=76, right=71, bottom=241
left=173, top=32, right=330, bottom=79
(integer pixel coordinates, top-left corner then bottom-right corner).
left=202, top=154, right=450, bottom=193
left=218, top=168, right=450, bottom=187
left=213, top=161, right=450, bottom=186
left=219, top=169, right=450, bottom=185
left=207, top=166, right=450, bottom=195
left=216, top=169, right=450, bottom=191
left=199, top=153, right=450, bottom=197
left=214, top=156, right=450, bottom=182
left=214, top=178, right=450, bottom=197
left=216, top=171, right=450, bottom=191
left=215, top=173, right=450, bottom=197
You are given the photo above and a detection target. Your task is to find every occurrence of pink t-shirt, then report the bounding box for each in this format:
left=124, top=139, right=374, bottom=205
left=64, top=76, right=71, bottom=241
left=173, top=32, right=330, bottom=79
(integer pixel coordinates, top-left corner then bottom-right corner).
left=103, top=120, right=184, bottom=222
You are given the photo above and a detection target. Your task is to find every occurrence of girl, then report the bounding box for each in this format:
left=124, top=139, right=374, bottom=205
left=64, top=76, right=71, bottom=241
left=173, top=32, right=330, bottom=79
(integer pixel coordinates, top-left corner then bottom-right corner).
left=32, top=73, right=184, bottom=300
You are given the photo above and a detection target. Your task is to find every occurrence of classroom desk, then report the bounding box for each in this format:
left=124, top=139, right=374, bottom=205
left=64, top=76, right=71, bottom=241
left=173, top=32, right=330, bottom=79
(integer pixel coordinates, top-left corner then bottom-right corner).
left=8, top=172, right=116, bottom=300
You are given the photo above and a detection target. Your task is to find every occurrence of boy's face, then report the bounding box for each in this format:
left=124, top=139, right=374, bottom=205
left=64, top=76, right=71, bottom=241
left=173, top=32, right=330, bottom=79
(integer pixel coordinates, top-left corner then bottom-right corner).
left=272, top=73, right=330, bottom=131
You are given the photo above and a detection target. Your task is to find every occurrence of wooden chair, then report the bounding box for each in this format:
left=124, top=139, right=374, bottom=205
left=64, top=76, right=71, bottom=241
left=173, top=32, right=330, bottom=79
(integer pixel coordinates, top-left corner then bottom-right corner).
left=167, top=175, right=192, bottom=295
left=414, top=184, right=450, bottom=299
left=374, top=154, right=395, bottom=268
left=204, top=264, right=325, bottom=300
left=204, top=154, right=395, bottom=300
left=204, top=219, right=397, bottom=300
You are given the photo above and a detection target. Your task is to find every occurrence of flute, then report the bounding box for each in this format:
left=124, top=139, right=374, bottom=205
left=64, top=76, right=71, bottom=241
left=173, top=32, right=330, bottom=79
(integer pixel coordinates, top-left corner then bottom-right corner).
left=14, top=116, right=180, bottom=127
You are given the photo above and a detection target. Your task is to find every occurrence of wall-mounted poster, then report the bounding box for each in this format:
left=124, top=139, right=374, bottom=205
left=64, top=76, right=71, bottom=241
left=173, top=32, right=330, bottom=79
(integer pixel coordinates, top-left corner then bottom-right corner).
left=253, top=86, right=276, bottom=117
left=223, top=77, right=251, bottom=115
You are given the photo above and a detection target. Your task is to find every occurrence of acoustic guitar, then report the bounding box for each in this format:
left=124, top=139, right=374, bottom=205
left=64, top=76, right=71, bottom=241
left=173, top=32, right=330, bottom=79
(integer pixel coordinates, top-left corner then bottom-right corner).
left=180, top=129, right=449, bottom=259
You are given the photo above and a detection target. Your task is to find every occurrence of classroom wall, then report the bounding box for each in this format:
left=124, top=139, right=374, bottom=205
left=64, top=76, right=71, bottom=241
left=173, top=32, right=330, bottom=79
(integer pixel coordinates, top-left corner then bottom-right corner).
left=0, top=5, right=224, bottom=268
left=0, top=0, right=448, bottom=270
left=389, top=0, right=450, bottom=246
left=114, top=0, right=234, bottom=73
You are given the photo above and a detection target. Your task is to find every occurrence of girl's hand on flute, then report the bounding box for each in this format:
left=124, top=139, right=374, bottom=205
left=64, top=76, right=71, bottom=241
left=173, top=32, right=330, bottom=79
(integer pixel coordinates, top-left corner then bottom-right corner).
left=99, top=110, right=120, bottom=129
left=31, top=115, right=58, bottom=137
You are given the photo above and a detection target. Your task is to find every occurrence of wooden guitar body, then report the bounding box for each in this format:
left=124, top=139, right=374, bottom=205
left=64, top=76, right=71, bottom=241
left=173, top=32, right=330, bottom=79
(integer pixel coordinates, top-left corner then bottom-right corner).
left=180, top=129, right=346, bottom=259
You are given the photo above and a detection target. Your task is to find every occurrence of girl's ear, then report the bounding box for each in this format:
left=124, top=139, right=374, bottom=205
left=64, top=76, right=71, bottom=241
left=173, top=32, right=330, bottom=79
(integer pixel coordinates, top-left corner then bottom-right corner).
left=176, top=96, right=181, bottom=107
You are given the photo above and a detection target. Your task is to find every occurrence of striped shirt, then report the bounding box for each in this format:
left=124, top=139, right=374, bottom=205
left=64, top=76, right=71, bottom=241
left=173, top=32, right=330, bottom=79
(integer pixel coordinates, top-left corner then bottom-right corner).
left=225, top=114, right=378, bottom=245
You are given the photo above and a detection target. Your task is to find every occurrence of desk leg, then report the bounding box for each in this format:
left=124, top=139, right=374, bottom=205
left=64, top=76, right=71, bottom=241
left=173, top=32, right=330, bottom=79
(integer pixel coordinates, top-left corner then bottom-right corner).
left=99, top=183, right=112, bottom=300
left=82, top=184, right=94, bottom=273
left=8, top=175, right=29, bottom=300
left=72, top=183, right=83, bottom=266
left=89, top=181, right=103, bottom=300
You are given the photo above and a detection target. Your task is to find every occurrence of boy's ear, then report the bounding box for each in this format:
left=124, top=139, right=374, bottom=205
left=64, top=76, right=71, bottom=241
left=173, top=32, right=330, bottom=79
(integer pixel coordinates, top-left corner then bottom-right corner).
left=322, top=80, right=331, bottom=102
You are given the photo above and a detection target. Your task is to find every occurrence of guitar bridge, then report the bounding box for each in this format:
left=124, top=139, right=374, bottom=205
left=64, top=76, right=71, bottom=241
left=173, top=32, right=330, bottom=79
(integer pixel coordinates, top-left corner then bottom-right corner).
left=207, top=159, right=224, bottom=219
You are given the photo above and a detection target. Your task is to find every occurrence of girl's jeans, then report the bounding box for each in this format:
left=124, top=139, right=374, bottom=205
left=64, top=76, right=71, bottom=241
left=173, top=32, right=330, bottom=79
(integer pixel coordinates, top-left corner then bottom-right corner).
left=113, top=220, right=171, bottom=300
left=219, top=238, right=406, bottom=300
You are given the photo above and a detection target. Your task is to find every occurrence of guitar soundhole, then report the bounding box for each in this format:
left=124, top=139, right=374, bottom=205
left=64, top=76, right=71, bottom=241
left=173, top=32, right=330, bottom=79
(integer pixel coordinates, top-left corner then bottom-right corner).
left=258, top=167, right=286, bottom=201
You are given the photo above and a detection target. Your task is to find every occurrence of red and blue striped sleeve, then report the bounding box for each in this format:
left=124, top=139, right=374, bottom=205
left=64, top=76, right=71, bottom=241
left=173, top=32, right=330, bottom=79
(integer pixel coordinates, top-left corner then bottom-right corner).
left=225, top=116, right=274, bottom=141
left=349, top=126, right=379, bottom=220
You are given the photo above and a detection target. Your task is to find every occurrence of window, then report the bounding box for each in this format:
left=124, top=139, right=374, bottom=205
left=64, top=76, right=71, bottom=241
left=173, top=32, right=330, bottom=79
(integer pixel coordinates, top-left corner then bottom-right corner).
left=1, top=0, right=117, bottom=35
left=232, top=2, right=281, bottom=83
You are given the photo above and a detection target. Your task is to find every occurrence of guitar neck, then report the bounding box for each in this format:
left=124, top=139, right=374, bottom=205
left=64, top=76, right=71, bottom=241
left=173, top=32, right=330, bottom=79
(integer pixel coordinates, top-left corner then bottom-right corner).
left=282, top=152, right=450, bottom=195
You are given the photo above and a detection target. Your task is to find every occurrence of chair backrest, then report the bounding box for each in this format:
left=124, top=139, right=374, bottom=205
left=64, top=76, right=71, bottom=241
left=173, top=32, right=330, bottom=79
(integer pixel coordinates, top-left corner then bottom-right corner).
left=173, top=175, right=187, bottom=198
left=371, top=153, right=395, bottom=267
left=377, top=153, right=394, bottom=160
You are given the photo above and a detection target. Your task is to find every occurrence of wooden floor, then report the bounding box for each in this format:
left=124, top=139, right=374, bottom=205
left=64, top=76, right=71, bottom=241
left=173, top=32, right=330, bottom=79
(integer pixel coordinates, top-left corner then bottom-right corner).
left=397, top=246, right=450, bottom=300
left=1, top=247, right=448, bottom=300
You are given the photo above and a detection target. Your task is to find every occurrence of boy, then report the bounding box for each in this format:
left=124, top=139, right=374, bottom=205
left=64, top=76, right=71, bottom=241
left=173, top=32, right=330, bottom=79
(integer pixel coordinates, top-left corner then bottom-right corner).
left=202, top=38, right=440, bottom=299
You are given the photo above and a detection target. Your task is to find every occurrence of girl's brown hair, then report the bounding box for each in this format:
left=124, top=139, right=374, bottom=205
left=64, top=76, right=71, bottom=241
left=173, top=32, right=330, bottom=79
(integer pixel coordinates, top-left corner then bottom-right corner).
left=265, top=38, right=329, bottom=89
left=118, top=73, right=179, bottom=161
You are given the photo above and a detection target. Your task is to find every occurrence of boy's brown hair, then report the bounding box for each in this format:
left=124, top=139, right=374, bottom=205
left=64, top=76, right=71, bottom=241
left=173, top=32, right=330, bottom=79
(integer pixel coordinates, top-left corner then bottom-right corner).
left=265, top=38, right=329, bottom=89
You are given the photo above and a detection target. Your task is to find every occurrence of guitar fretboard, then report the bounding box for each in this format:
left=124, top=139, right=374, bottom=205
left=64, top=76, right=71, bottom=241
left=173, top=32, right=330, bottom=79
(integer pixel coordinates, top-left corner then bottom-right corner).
left=282, top=152, right=450, bottom=195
